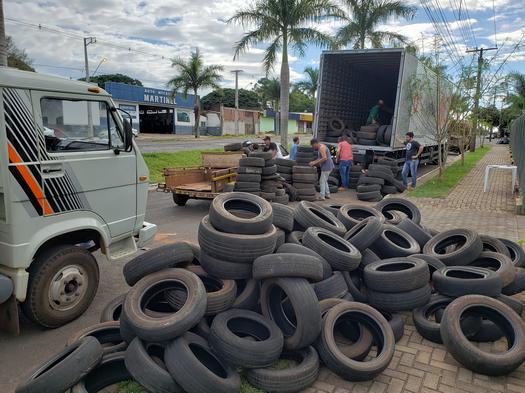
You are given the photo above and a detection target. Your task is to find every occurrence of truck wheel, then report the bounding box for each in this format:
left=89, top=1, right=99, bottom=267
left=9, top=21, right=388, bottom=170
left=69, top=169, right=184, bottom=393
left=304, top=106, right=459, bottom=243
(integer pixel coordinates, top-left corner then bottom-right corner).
left=22, top=245, right=99, bottom=328
left=173, top=194, right=189, bottom=206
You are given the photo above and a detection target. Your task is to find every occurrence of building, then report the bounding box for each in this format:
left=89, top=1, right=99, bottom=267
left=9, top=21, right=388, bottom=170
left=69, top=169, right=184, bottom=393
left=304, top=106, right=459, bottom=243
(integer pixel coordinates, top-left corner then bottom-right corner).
left=104, top=82, right=201, bottom=135
left=220, top=106, right=261, bottom=135
left=260, top=109, right=313, bottom=134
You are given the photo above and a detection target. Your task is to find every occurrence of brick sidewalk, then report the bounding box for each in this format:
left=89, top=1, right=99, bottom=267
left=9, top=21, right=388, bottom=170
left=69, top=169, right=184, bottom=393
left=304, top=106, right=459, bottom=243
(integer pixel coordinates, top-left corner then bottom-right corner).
left=309, top=145, right=525, bottom=393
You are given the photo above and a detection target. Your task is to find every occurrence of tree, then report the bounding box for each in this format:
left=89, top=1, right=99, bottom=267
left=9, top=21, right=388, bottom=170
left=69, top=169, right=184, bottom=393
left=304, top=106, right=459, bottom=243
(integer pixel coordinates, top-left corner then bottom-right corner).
left=79, top=73, right=142, bottom=88
left=336, top=0, right=416, bottom=49
left=6, top=36, right=34, bottom=71
left=289, top=88, right=315, bottom=112
left=201, top=88, right=260, bottom=110
left=167, top=50, right=223, bottom=138
left=295, top=66, right=319, bottom=120
left=229, top=0, right=342, bottom=145
left=254, top=77, right=281, bottom=110
left=501, top=72, right=525, bottom=127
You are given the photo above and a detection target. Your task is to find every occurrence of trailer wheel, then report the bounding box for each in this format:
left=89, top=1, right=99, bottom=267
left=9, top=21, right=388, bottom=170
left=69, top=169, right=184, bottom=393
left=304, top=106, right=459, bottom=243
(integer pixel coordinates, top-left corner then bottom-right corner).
left=173, top=194, right=189, bottom=206
left=22, top=245, right=99, bottom=328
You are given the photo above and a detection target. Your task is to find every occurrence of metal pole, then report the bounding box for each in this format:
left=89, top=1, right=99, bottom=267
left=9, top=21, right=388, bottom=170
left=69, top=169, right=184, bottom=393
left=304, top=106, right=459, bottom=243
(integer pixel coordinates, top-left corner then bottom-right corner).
left=0, top=0, right=7, bottom=67
left=83, top=37, right=96, bottom=136
left=231, top=70, right=243, bottom=135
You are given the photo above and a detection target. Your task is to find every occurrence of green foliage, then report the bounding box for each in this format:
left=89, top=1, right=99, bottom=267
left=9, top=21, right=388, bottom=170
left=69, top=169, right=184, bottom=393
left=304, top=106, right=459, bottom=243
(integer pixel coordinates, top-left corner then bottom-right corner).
left=79, top=73, right=143, bottom=88
left=201, top=88, right=261, bottom=110
left=478, top=105, right=500, bottom=127
left=254, top=77, right=281, bottom=109
left=409, top=146, right=491, bottom=198
left=335, top=0, right=416, bottom=49
left=116, top=381, right=147, bottom=393
left=295, top=66, right=319, bottom=99
left=7, top=36, right=34, bottom=72
left=290, top=88, right=315, bottom=112
left=500, top=72, right=525, bottom=130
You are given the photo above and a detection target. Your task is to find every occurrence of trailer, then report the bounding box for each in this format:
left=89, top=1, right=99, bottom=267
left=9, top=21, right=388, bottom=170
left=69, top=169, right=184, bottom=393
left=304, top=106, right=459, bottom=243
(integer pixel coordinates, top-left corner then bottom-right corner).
left=158, top=151, right=244, bottom=206
left=314, top=48, right=452, bottom=166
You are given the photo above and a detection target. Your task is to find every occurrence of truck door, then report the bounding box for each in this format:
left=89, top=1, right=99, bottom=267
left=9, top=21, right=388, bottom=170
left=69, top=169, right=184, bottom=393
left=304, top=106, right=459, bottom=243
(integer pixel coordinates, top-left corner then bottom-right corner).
left=32, top=92, right=137, bottom=238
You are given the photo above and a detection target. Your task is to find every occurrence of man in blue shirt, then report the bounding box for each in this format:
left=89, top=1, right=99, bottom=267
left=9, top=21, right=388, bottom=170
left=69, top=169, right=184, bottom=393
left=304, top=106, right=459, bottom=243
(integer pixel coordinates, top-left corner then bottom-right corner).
left=290, top=136, right=300, bottom=160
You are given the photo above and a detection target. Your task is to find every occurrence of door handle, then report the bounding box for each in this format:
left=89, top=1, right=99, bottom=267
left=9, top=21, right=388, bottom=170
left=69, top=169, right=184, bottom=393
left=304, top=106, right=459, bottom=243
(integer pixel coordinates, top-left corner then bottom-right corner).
left=42, top=163, right=64, bottom=177
left=43, top=168, right=62, bottom=174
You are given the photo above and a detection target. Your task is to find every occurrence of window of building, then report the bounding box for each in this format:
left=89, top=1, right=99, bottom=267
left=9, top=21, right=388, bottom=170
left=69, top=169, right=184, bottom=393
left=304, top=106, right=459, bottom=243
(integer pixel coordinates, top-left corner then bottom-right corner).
left=41, top=98, right=123, bottom=153
left=177, top=111, right=191, bottom=123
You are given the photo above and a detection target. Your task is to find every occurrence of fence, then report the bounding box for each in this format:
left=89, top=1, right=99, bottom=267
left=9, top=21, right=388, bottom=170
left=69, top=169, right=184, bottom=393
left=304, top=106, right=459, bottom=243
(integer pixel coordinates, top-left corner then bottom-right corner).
left=511, top=114, right=525, bottom=214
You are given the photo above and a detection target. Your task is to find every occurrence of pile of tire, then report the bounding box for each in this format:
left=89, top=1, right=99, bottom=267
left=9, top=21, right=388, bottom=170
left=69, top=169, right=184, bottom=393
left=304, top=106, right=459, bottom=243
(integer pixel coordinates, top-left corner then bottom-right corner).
left=293, top=166, right=318, bottom=201
left=324, top=118, right=353, bottom=144
left=357, top=164, right=405, bottom=201
left=376, top=125, right=393, bottom=146
left=17, top=196, right=525, bottom=393
left=356, top=124, right=379, bottom=146
left=295, top=145, right=317, bottom=165
left=349, top=164, right=363, bottom=189
left=275, top=157, right=295, bottom=183
left=234, top=154, right=263, bottom=195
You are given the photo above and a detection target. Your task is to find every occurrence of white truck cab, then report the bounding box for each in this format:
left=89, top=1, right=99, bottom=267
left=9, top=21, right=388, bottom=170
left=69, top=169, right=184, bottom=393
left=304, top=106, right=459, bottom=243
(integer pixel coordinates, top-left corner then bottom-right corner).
left=0, top=68, right=156, bottom=331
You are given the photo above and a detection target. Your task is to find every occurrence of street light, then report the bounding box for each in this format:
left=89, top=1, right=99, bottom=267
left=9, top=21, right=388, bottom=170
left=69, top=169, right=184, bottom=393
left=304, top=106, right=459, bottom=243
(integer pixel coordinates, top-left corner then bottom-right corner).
left=92, top=57, right=108, bottom=77
left=231, top=69, right=243, bottom=135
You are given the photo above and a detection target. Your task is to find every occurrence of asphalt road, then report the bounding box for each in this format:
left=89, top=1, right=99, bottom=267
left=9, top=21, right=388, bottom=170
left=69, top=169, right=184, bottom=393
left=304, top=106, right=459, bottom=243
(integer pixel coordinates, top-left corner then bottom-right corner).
left=136, top=136, right=253, bottom=153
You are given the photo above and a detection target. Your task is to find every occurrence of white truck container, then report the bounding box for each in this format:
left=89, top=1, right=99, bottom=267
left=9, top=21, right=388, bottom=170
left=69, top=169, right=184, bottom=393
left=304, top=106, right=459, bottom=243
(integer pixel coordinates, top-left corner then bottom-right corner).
left=315, top=48, right=451, bottom=164
left=0, top=68, right=157, bottom=332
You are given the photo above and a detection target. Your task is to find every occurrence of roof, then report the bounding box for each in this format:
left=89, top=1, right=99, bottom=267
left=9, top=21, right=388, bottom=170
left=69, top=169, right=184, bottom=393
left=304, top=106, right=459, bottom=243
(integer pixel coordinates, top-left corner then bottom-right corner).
left=0, top=67, right=110, bottom=96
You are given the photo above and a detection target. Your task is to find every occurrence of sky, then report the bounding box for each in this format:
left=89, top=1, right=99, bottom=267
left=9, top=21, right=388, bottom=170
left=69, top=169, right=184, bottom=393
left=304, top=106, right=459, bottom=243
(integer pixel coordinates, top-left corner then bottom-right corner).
left=4, top=0, right=525, bottom=98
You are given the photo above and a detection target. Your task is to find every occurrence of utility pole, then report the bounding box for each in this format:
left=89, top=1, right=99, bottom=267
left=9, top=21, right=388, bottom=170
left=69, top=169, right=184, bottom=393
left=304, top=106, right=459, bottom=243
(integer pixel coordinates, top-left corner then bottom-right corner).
left=466, top=46, right=497, bottom=152
left=0, top=0, right=7, bottom=67
left=231, top=70, right=243, bottom=135
left=83, top=37, right=96, bottom=82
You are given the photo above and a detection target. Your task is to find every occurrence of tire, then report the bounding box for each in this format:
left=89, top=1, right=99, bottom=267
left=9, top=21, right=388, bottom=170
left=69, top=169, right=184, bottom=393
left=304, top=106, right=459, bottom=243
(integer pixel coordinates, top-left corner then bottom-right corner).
left=271, top=203, right=294, bottom=231
left=273, top=194, right=290, bottom=204
left=253, top=253, right=324, bottom=281
left=358, top=138, right=377, bottom=146
left=433, top=266, right=502, bottom=297
left=293, top=173, right=317, bottom=183
left=232, top=279, right=260, bottom=310
left=329, top=118, right=345, bottom=133
left=502, top=267, right=525, bottom=295
left=173, top=193, right=189, bottom=206
left=276, top=158, right=296, bottom=167
left=381, top=311, right=404, bottom=342
left=67, top=321, right=126, bottom=355
left=198, top=215, right=277, bottom=263
left=383, top=125, right=393, bottom=144
left=357, top=176, right=384, bottom=186
left=22, top=245, right=99, bottom=328
left=480, top=235, right=511, bottom=257
left=122, top=268, right=207, bottom=342
left=367, top=285, right=431, bottom=312
left=15, top=337, right=103, bottom=393
left=499, top=238, right=525, bottom=267
left=357, top=184, right=382, bottom=193
left=360, top=249, right=381, bottom=267
left=100, top=294, right=126, bottom=322
left=224, top=142, right=242, bottom=151
left=337, top=204, right=385, bottom=230
left=234, top=181, right=261, bottom=191
left=200, top=252, right=252, bottom=279
left=312, top=271, right=348, bottom=300
left=235, top=173, right=261, bottom=183
left=497, top=294, right=524, bottom=315
left=209, top=192, right=273, bottom=235
left=260, top=277, right=322, bottom=350
left=382, top=210, right=404, bottom=225
left=356, top=131, right=377, bottom=139
left=294, top=201, right=347, bottom=236
left=166, top=265, right=237, bottom=316
left=376, top=125, right=388, bottom=145
left=209, top=309, right=284, bottom=368
left=375, top=197, right=421, bottom=224
left=364, top=257, right=429, bottom=293
left=357, top=191, right=383, bottom=202
left=275, top=228, right=286, bottom=249
left=123, top=242, right=194, bottom=286
left=369, top=224, right=420, bottom=258
left=71, top=352, right=132, bottom=393
left=408, top=254, right=445, bottom=291
left=250, top=151, right=273, bottom=160
left=165, top=332, right=241, bottom=393
left=276, top=243, right=332, bottom=279
left=343, top=217, right=383, bottom=251
left=317, top=302, right=395, bottom=381
left=303, top=227, right=361, bottom=271
left=468, top=251, right=516, bottom=287
left=423, top=229, right=483, bottom=266
left=246, top=346, right=319, bottom=393
left=262, top=165, right=278, bottom=176
left=277, top=166, right=293, bottom=174
left=396, top=218, right=432, bottom=248
left=237, top=166, right=263, bottom=175
left=323, top=203, right=344, bottom=216
left=367, top=170, right=395, bottom=183
left=412, top=295, right=481, bottom=344
left=342, top=272, right=368, bottom=303
left=240, top=157, right=265, bottom=167
left=286, top=230, right=304, bottom=245
left=440, top=295, right=525, bottom=376
left=125, top=338, right=182, bottom=393
left=360, top=124, right=379, bottom=132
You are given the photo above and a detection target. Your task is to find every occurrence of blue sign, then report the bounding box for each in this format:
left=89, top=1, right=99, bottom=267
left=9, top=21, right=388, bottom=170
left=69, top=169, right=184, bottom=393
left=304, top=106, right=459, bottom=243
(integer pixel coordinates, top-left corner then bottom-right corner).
left=104, top=82, right=196, bottom=108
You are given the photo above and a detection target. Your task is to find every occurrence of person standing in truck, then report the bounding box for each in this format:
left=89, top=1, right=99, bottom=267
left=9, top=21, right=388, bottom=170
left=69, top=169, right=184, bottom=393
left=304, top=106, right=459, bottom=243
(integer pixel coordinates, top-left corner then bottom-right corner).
left=402, top=132, right=424, bottom=189
left=309, top=138, right=334, bottom=200
left=367, top=99, right=385, bottom=125
left=290, top=136, right=300, bottom=160
left=336, top=135, right=353, bottom=189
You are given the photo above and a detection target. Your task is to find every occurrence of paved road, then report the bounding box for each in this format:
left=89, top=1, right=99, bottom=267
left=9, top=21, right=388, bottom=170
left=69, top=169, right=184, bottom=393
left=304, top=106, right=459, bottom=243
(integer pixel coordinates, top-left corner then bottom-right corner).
left=136, top=136, right=254, bottom=153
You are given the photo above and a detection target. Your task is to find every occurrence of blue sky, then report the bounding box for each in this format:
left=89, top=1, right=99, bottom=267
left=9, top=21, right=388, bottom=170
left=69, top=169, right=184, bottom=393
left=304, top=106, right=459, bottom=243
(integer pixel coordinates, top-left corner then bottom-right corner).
left=4, top=0, right=524, bottom=101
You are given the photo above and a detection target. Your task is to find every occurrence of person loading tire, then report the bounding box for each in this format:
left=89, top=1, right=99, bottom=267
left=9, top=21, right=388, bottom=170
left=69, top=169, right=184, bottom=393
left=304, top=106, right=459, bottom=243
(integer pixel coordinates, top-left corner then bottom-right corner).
left=336, top=135, right=353, bottom=189
left=401, top=132, right=424, bottom=190
left=367, top=99, right=393, bottom=125
left=309, top=138, right=334, bottom=200
left=263, top=136, right=283, bottom=159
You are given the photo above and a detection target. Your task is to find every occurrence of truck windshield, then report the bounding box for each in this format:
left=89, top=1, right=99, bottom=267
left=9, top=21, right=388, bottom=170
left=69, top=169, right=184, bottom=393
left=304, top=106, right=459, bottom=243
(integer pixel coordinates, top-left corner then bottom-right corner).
left=41, top=98, right=124, bottom=153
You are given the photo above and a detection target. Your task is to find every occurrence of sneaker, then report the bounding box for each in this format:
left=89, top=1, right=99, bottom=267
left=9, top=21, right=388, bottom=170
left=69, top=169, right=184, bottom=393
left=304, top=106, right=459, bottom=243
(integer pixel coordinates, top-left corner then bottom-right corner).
left=318, top=197, right=326, bottom=201
left=325, top=195, right=331, bottom=199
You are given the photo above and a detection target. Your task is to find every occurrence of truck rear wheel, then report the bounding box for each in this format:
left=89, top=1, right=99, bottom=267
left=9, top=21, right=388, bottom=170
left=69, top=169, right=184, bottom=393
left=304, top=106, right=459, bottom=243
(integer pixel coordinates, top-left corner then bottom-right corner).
left=173, top=194, right=189, bottom=206
left=22, top=245, right=99, bottom=328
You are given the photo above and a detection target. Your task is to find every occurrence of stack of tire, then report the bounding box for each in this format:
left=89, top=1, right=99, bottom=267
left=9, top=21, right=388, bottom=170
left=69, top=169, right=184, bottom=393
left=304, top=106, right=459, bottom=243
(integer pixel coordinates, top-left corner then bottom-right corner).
left=16, top=196, right=525, bottom=393
left=324, top=118, right=348, bottom=143
left=376, top=125, right=393, bottom=146
left=349, top=164, right=363, bottom=189
left=357, top=164, right=406, bottom=201
left=356, top=124, right=379, bottom=146
left=275, top=157, right=295, bottom=184
left=234, top=155, right=264, bottom=195
left=295, top=145, right=317, bottom=165
left=293, top=166, right=318, bottom=201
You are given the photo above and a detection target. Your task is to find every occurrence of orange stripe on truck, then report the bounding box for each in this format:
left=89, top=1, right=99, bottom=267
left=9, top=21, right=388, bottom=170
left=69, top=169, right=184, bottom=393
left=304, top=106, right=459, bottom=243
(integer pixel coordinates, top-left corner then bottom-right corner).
left=7, top=143, right=53, bottom=215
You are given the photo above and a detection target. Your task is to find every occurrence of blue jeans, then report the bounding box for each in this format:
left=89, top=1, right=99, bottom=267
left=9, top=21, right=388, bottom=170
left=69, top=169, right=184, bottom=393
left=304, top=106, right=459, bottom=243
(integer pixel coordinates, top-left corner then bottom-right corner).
left=339, top=160, right=352, bottom=188
left=402, top=159, right=419, bottom=188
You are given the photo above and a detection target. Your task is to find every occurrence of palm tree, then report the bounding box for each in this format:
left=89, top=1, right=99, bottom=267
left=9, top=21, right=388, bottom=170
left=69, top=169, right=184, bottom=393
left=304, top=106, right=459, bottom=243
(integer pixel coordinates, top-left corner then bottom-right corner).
left=168, top=50, right=223, bottom=138
left=336, top=0, right=416, bottom=49
left=255, top=77, right=281, bottom=110
left=229, top=0, right=343, bottom=145
left=295, top=66, right=319, bottom=120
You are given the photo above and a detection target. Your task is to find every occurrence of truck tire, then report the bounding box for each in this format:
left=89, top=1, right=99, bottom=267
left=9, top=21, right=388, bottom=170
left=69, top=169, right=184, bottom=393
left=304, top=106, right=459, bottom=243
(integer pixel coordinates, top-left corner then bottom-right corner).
left=22, top=245, right=100, bottom=328
left=383, top=125, right=393, bottom=144
left=173, top=193, right=189, bottom=206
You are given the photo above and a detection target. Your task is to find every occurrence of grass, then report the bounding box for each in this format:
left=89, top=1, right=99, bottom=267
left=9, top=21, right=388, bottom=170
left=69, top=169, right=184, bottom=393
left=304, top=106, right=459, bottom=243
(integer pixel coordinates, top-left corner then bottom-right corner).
left=408, top=145, right=492, bottom=198
left=143, top=149, right=222, bottom=184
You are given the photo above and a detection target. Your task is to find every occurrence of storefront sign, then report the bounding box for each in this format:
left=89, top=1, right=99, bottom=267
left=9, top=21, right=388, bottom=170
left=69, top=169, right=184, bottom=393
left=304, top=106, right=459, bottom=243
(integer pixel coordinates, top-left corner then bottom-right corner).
left=143, top=88, right=175, bottom=105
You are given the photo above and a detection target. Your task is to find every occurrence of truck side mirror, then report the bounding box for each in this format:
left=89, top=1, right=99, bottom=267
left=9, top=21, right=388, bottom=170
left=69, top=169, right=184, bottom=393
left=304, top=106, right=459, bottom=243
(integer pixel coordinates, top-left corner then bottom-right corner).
left=123, top=119, right=133, bottom=152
